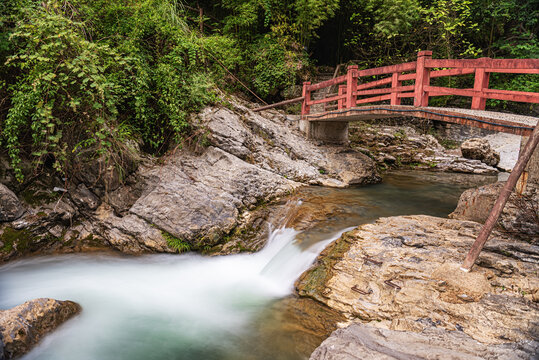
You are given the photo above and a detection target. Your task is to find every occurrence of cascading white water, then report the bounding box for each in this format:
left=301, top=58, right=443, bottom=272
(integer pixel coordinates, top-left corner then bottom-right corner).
left=0, top=207, right=352, bottom=360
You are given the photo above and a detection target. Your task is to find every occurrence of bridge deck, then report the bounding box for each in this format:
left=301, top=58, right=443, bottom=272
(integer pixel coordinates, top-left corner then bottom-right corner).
left=302, top=105, right=538, bottom=136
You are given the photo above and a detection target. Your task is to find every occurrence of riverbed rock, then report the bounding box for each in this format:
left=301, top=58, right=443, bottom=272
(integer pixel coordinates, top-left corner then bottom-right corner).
left=461, top=138, right=500, bottom=167
left=349, top=124, right=498, bottom=174
left=311, top=323, right=538, bottom=360
left=0, top=184, right=24, bottom=222
left=296, top=215, right=539, bottom=346
left=0, top=298, right=81, bottom=359
left=450, top=182, right=539, bottom=240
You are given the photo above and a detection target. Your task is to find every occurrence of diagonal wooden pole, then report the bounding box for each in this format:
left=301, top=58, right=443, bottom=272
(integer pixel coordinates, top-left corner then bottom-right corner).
left=461, top=120, right=539, bottom=272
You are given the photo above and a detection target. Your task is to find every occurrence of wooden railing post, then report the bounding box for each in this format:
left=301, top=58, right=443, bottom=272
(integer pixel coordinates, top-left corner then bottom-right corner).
left=414, top=50, right=432, bottom=107
left=302, top=81, right=311, bottom=116
left=338, top=85, right=346, bottom=109
left=346, top=65, right=358, bottom=109
left=390, top=72, right=401, bottom=105
left=471, top=58, right=491, bottom=110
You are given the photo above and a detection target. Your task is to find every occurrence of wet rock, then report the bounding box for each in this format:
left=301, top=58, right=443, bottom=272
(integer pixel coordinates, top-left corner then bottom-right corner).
left=0, top=184, right=24, bottom=222
left=450, top=182, right=539, bottom=240
left=0, top=298, right=81, bottom=359
left=296, top=215, right=539, bottom=345
left=461, top=138, right=500, bottom=167
left=311, top=323, right=538, bottom=360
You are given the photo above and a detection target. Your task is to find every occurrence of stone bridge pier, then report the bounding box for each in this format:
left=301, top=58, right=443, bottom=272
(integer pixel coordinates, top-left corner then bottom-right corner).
left=299, top=120, right=349, bottom=144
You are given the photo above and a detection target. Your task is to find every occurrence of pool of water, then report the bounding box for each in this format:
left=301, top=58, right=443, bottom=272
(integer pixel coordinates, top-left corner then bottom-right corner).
left=0, top=171, right=496, bottom=360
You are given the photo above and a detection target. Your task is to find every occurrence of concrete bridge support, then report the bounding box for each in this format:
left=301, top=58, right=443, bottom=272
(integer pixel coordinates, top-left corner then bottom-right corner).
left=299, top=120, right=349, bottom=144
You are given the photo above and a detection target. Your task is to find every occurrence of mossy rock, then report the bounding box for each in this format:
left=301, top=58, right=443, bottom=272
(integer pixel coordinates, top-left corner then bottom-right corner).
left=295, top=231, right=355, bottom=302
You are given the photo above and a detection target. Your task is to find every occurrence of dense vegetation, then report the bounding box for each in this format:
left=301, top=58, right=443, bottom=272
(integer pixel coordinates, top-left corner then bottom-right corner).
left=0, top=0, right=537, bottom=182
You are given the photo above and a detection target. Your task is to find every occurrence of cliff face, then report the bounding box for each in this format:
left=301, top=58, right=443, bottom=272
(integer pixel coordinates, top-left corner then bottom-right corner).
left=0, top=97, right=380, bottom=261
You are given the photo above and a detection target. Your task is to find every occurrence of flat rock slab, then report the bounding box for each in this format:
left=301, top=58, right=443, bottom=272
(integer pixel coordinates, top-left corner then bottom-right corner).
left=311, top=323, right=538, bottom=360
left=296, top=215, right=539, bottom=345
left=0, top=298, right=81, bottom=359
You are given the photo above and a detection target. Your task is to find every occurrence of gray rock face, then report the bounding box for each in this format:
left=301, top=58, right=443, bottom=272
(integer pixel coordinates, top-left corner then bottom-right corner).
left=0, top=298, right=81, bottom=359
left=0, top=184, right=24, bottom=222
left=127, top=146, right=299, bottom=249
left=311, top=323, right=538, bottom=360
left=461, top=138, right=500, bottom=167
left=450, top=182, right=539, bottom=239
left=97, top=100, right=380, bottom=254
left=203, top=104, right=380, bottom=187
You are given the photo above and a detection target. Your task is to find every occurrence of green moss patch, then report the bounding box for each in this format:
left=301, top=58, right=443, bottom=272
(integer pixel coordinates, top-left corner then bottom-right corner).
left=295, top=231, right=355, bottom=303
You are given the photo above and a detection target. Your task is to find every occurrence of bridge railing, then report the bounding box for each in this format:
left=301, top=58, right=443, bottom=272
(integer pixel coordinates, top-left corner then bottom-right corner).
left=301, top=50, right=539, bottom=117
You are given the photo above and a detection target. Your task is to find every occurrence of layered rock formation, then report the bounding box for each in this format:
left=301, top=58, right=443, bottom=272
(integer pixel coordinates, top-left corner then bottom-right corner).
left=298, top=215, right=538, bottom=358
left=311, top=323, right=538, bottom=360
left=0, top=298, right=81, bottom=359
left=1, top=98, right=379, bottom=261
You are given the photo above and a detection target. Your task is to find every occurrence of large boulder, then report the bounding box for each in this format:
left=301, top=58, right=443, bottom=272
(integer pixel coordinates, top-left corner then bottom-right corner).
left=296, top=215, right=539, bottom=346
left=0, top=298, right=81, bottom=359
left=311, top=323, right=538, bottom=360
left=450, top=182, right=539, bottom=240
left=461, top=138, right=500, bottom=167
left=0, top=184, right=24, bottom=222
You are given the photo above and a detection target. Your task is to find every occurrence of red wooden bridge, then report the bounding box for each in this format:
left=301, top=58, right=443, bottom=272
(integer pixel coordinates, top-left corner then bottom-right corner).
left=256, top=51, right=538, bottom=138
left=299, top=51, right=538, bottom=137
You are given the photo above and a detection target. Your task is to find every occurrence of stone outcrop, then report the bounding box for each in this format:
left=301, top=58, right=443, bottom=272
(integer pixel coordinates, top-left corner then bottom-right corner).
left=0, top=298, right=81, bottom=359
left=349, top=124, right=499, bottom=174
left=0, top=184, right=24, bottom=222
left=311, top=323, right=538, bottom=360
left=461, top=137, right=500, bottom=167
left=2, top=97, right=380, bottom=260
left=450, top=182, right=539, bottom=240
left=296, top=215, right=538, bottom=350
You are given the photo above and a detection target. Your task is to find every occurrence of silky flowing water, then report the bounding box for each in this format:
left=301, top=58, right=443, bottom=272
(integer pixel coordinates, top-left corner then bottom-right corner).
left=0, top=171, right=496, bottom=360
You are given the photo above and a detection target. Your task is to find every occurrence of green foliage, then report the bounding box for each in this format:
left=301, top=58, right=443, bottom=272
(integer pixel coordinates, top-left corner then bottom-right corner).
left=161, top=230, right=191, bottom=253
left=0, top=0, right=219, bottom=181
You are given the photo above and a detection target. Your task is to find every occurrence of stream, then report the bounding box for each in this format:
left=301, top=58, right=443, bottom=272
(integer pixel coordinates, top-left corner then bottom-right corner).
left=0, top=170, right=496, bottom=360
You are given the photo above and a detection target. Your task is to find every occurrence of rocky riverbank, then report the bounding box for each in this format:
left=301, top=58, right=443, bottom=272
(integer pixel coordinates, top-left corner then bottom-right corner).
left=349, top=122, right=504, bottom=174
left=0, top=97, right=379, bottom=262
left=298, top=214, right=538, bottom=358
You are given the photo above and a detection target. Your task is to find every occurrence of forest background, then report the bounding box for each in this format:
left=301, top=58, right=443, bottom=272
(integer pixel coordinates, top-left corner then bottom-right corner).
left=0, top=0, right=537, bottom=182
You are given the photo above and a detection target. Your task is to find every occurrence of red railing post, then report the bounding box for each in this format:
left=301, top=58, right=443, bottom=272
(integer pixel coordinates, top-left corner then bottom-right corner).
left=338, top=85, right=346, bottom=109
left=390, top=72, right=401, bottom=105
left=346, top=65, right=358, bottom=108
left=414, top=50, right=432, bottom=107
left=471, top=58, right=491, bottom=110
left=301, top=81, right=311, bottom=116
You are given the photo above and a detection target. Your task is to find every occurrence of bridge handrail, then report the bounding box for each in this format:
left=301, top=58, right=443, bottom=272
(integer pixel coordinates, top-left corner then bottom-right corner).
left=300, top=51, right=539, bottom=116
